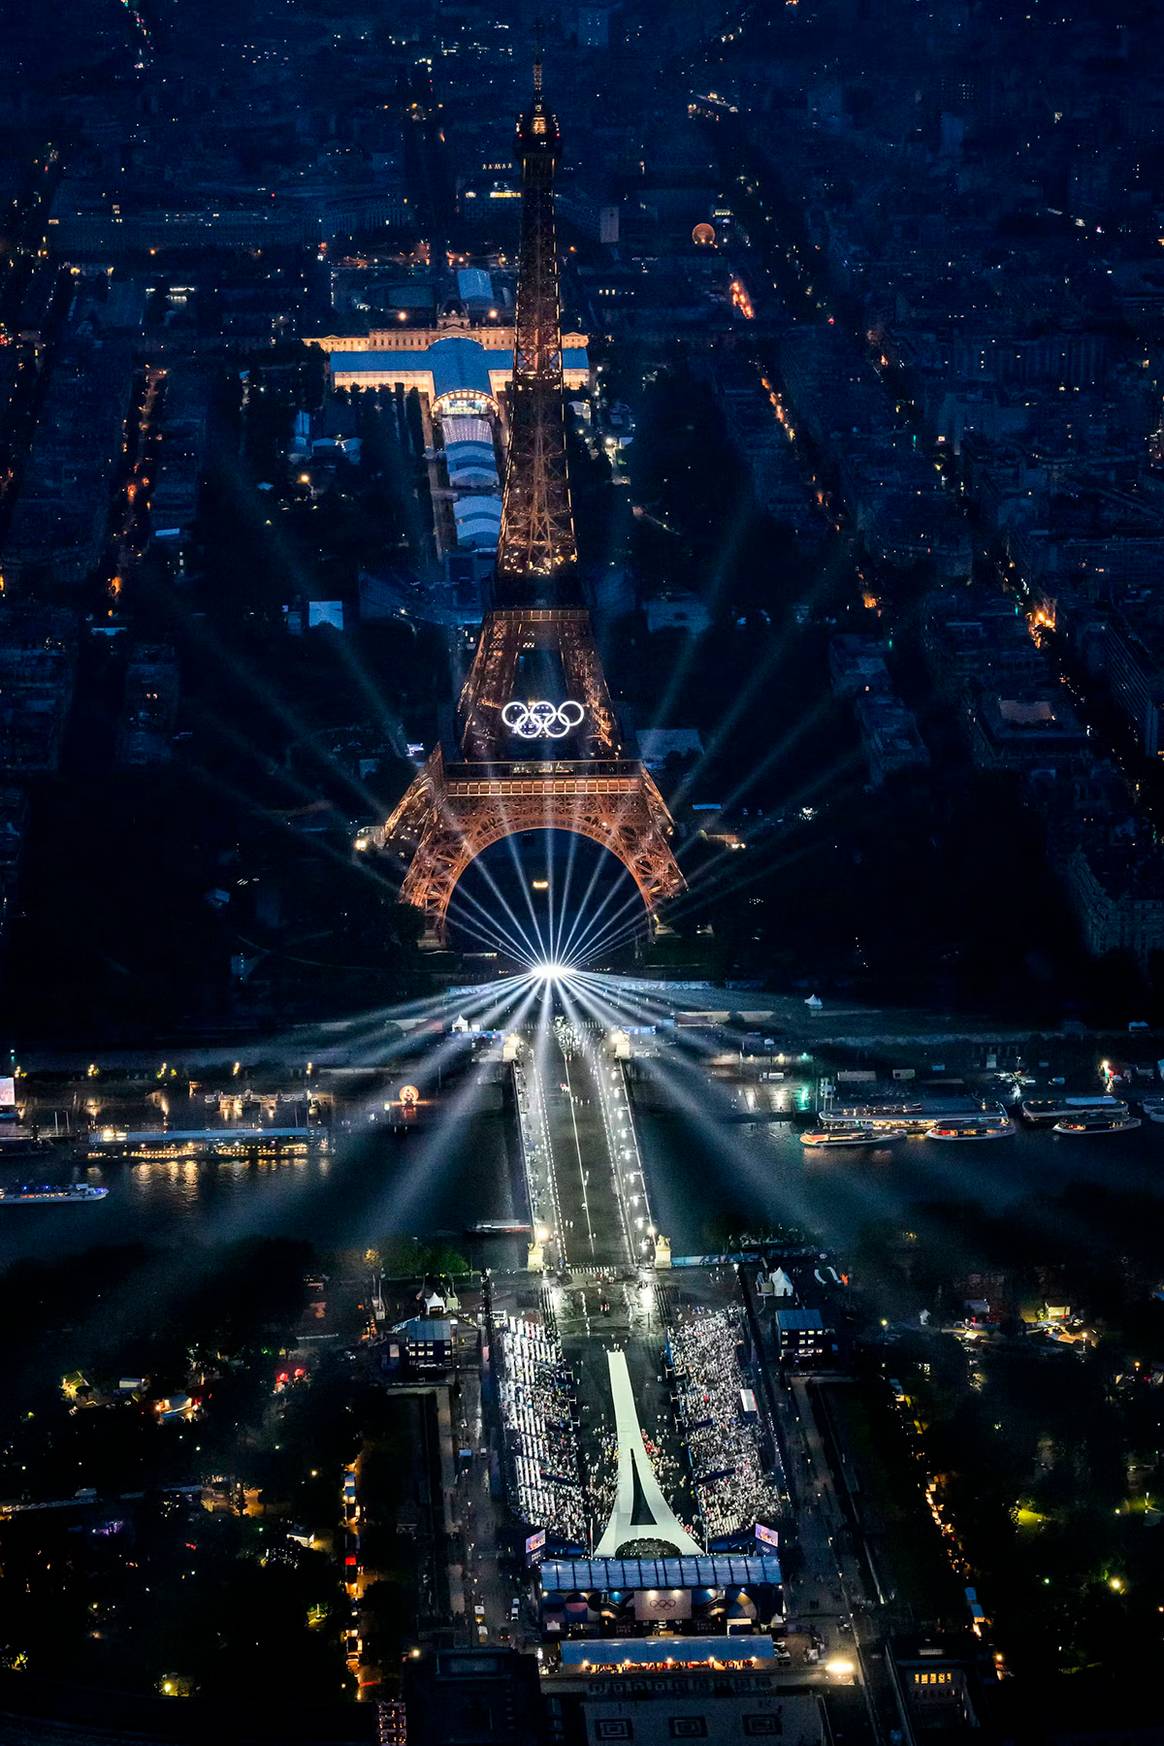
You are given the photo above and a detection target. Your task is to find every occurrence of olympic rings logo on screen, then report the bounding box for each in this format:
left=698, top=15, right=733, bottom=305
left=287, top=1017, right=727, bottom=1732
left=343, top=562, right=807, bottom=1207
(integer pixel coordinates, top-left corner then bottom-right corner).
left=501, top=699, right=585, bottom=739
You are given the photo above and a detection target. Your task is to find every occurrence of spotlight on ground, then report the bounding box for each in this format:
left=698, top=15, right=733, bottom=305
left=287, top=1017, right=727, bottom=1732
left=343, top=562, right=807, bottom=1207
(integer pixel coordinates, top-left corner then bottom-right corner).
left=532, top=961, right=572, bottom=982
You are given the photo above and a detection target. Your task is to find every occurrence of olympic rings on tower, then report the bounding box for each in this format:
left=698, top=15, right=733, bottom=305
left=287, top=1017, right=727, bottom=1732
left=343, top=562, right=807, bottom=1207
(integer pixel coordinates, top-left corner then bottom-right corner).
left=501, top=699, right=586, bottom=740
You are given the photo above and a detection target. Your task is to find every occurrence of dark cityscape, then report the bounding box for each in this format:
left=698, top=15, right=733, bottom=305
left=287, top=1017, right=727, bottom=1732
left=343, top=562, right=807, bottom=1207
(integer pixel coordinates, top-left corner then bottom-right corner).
left=1, top=2, right=1163, bottom=1743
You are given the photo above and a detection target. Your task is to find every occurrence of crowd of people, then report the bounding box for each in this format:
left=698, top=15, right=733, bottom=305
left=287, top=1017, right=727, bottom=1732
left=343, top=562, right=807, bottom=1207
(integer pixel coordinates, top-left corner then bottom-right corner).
left=668, top=1306, right=783, bottom=1541
left=494, top=1313, right=587, bottom=1545
left=586, top=1422, right=619, bottom=1529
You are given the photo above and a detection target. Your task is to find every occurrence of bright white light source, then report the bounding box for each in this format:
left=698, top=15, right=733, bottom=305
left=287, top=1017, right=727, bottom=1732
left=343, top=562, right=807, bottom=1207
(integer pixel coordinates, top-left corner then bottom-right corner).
left=503, top=699, right=585, bottom=740
left=533, top=961, right=571, bottom=981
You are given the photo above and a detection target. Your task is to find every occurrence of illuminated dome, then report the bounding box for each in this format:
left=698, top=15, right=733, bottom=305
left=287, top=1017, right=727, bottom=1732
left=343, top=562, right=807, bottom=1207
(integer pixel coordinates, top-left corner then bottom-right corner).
left=429, top=336, right=500, bottom=418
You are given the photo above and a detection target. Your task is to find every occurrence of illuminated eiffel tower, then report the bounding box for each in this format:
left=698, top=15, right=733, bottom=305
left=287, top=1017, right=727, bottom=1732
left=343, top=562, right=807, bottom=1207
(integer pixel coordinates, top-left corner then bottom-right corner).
left=378, top=56, right=683, bottom=945
left=494, top=50, right=578, bottom=595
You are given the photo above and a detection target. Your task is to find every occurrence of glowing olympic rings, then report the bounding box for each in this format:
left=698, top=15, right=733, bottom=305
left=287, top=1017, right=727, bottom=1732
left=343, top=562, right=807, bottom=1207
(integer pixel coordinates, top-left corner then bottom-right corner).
left=501, top=698, right=585, bottom=740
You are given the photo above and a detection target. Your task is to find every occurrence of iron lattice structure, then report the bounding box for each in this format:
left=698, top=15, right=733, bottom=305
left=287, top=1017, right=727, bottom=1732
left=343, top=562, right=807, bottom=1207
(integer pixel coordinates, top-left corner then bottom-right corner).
left=458, top=609, right=618, bottom=762
left=377, top=63, right=683, bottom=943
left=495, top=57, right=577, bottom=593
left=384, top=743, right=683, bottom=938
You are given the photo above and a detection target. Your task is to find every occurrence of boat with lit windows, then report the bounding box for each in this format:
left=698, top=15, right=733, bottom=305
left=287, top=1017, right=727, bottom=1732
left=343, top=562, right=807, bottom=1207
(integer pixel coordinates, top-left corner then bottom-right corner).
left=1052, top=1112, right=1141, bottom=1136
left=926, top=1119, right=1015, bottom=1142
left=801, top=1127, right=906, bottom=1149
left=816, top=1095, right=1005, bottom=1134
left=0, top=1182, right=109, bottom=1207
left=1020, top=1095, right=1126, bottom=1125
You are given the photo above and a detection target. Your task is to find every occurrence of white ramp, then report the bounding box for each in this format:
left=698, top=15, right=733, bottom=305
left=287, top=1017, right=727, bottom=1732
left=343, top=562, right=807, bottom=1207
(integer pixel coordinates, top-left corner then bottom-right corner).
left=595, top=1348, right=702, bottom=1556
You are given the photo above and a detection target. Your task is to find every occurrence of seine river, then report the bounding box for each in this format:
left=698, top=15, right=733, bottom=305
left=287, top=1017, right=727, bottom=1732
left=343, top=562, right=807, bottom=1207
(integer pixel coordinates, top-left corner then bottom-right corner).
left=0, top=1107, right=524, bottom=1271
left=637, top=1106, right=1164, bottom=1257
left=1, top=1088, right=1160, bottom=1273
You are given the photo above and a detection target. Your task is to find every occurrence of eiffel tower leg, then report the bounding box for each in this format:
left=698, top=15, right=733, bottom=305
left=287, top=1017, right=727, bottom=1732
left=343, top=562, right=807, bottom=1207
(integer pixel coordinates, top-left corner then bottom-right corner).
left=381, top=763, right=683, bottom=951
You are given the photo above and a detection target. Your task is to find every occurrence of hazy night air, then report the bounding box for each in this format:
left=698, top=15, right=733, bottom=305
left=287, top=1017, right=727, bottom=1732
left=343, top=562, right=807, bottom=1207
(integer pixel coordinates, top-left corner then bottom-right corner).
left=0, top=4, right=1162, bottom=1743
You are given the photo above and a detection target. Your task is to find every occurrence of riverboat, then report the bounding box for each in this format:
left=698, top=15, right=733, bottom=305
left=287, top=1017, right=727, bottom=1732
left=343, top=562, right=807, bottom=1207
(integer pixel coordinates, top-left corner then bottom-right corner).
left=1020, top=1095, right=1127, bottom=1125
left=0, top=1183, right=109, bottom=1207
left=1052, top=1114, right=1141, bottom=1135
left=801, top=1128, right=906, bottom=1148
left=926, top=1121, right=1015, bottom=1142
left=817, top=1096, right=1008, bottom=1134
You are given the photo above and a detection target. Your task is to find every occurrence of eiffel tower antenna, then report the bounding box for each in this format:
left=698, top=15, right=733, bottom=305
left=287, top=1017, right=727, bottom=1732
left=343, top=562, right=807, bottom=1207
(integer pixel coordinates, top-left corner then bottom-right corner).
left=494, top=41, right=577, bottom=599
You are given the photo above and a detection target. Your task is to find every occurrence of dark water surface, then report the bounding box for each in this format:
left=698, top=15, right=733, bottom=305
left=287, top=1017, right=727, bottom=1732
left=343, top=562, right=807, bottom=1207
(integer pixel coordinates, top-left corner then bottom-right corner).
left=0, top=1109, right=522, bottom=1271
left=2, top=1083, right=1159, bottom=1276
left=635, top=1105, right=1164, bottom=1257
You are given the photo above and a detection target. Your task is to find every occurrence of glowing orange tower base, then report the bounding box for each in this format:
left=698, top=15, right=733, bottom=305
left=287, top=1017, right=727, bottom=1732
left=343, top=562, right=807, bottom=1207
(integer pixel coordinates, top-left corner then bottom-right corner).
left=380, top=603, right=683, bottom=942
left=380, top=739, right=683, bottom=945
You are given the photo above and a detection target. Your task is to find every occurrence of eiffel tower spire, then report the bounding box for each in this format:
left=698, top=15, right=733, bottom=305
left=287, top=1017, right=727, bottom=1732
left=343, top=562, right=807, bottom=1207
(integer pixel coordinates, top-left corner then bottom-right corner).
left=495, top=53, right=578, bottom=599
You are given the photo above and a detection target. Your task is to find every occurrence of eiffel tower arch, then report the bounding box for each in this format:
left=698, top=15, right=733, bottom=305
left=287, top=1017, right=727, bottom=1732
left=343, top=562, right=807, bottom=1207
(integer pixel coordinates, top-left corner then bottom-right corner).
left=374, top=58, right=683, bottom=945
left=383, top=742, right=683, bottom=939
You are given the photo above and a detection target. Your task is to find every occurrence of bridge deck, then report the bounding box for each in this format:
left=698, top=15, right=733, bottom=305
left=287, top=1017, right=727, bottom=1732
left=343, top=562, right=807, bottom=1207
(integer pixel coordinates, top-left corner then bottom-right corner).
left=535, top=1034, right=632, bottom=1270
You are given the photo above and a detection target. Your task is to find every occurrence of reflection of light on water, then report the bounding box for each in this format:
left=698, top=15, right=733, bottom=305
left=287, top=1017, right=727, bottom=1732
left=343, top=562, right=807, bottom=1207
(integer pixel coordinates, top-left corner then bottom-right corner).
left=745, top=1078, right=815, bottom=1118
left=121, top=1147, right=323, bottom=1214
left=2, top=1104, right=505, bottom=1266
left=127, top=1148, right=312, bottom=1174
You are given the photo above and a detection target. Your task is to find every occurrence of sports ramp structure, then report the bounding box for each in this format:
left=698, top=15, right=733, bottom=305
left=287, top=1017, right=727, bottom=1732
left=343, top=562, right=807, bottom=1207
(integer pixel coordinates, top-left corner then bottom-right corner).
left=594, top=1347, right=702, bottom=1557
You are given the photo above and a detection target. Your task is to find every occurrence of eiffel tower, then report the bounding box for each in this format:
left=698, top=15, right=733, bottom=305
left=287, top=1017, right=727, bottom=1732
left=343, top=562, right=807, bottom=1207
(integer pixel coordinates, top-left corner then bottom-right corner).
left=378, top=56, right=683, bottom=945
